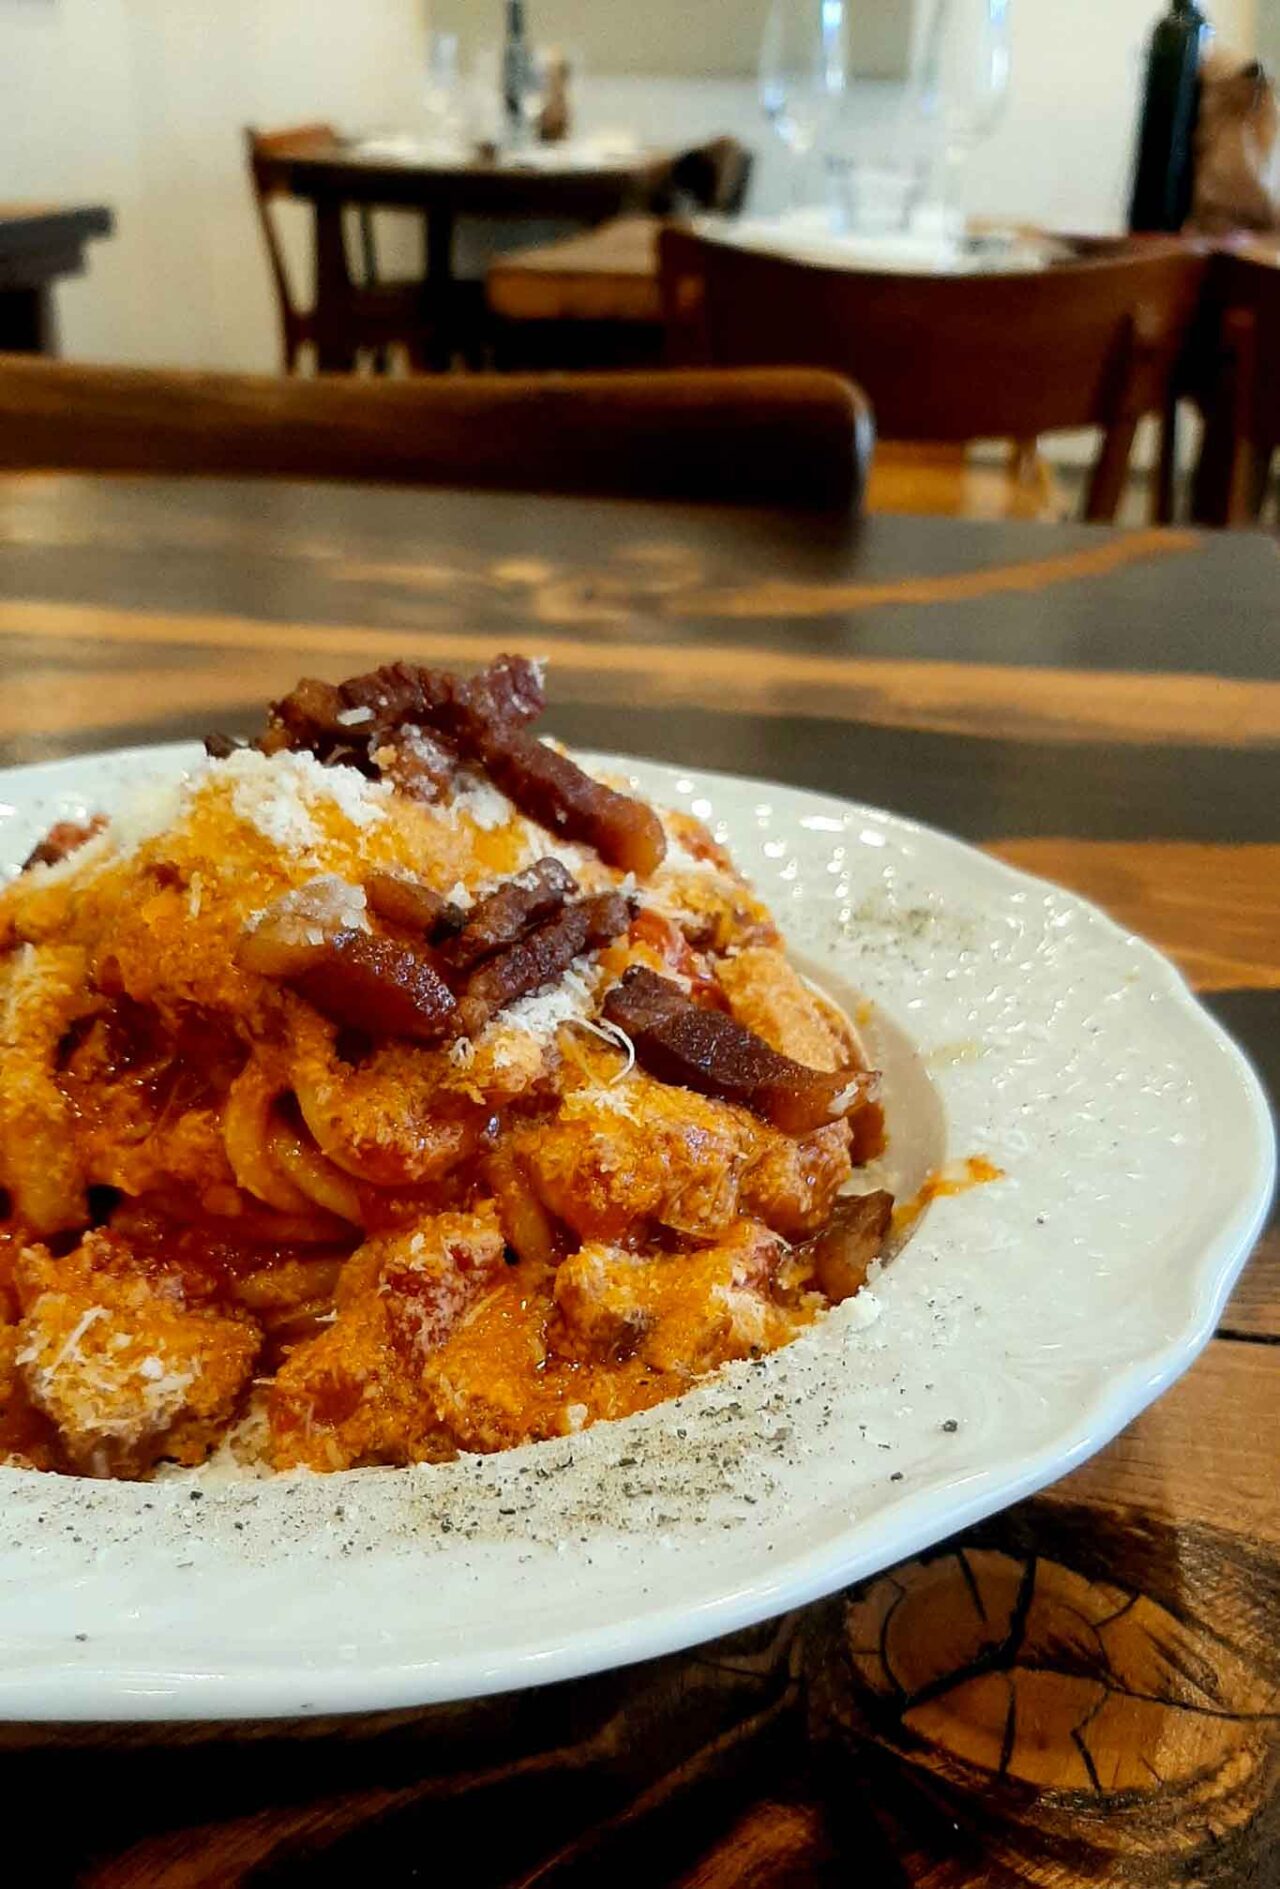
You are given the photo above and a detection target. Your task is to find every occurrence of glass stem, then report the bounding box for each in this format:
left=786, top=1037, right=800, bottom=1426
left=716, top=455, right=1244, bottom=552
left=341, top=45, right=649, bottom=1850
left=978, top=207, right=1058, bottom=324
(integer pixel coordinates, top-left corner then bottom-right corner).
left=937, top=142, right=968, bottom=231
left=789, top=146, right=815, bottom=211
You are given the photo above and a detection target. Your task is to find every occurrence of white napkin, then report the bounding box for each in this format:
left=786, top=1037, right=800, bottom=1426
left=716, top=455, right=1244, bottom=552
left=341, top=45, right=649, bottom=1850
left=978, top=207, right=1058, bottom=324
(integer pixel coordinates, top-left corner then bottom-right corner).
left=703, top=208, right=1050, bottom=277
left=710, top=210, right=966, bottom=276
left=349, top=132, right=643, bottom=172
left=350, top=134, right=468, bottom=164
left=506, top=134, right=643, bottom=171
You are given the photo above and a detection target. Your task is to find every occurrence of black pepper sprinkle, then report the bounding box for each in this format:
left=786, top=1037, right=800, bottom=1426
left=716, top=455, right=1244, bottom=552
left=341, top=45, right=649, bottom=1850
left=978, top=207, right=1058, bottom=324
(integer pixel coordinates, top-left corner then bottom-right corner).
left=74, top=1633, right=87, bottom=1643
left=189, top=1491, right=203, bottom=1502
left=890, top=1472, right=904, bottom=1482
left=942, top=1419, right=959, bottom=1433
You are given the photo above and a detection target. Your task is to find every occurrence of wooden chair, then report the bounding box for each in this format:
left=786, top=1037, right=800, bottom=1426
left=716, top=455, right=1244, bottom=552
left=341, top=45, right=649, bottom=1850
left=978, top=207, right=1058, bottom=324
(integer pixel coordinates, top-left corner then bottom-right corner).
left=0, top=356, right=873, bottom=512
left=1189, top=247, right=1280, bottom=526
left=667, top=138, right=755, bottom=218
left=660, top=228, right=1212, bottom=524
left=245, top=125, right=430, bottom=374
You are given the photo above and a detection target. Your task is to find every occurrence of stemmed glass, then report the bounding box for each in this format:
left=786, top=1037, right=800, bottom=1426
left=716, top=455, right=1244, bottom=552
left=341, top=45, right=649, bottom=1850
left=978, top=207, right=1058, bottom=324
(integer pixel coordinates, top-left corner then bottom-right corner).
left=758, top=0, right=848, bottom=204
left=911, top=0, right=1012, bottom=221
left=423, top=30, right=464, bottom=152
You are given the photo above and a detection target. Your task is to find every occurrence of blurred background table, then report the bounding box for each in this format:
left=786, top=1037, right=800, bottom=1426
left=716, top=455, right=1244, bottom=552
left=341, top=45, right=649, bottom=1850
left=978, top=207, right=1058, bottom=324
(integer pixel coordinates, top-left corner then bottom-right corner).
left=484, top=213, right=1101, bottom=330
left=253, top=129, right=679, bottom=372
left=0, top=470, right=1275, bottom=1886
left=0, top=204, right=112, bottom=356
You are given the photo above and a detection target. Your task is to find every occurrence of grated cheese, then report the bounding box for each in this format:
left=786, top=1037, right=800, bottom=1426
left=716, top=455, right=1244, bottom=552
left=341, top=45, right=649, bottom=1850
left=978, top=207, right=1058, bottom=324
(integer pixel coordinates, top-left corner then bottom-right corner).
left=484, top=961, right=601, bottom=1072
left=660, top=835, right=724, bottom=878
left=26, top=1304, right=107, bottom=1378
left=18, top=1301, right=196, bottom=1443
left=450, top=772, right=515, bottom=832
left=567, top=1016, right=636, bottom=1082
left=214, top=748, right=388, bottom=853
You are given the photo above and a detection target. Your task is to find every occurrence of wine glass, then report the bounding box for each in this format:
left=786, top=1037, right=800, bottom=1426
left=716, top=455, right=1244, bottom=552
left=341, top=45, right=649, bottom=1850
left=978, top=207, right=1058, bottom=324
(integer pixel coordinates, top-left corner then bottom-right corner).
left=911, top=0, right=1012, bottom=223
left=759, top=0, right=848, bottom=204
left=423, top=30, right=463, bottom=153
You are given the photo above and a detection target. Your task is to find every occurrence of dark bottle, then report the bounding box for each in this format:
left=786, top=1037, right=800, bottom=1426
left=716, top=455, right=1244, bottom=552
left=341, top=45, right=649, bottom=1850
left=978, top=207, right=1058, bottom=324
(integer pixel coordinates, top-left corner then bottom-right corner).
left=502, top=0, right=531, bottom=146
left=1129, top=1, right=1210, bottom=231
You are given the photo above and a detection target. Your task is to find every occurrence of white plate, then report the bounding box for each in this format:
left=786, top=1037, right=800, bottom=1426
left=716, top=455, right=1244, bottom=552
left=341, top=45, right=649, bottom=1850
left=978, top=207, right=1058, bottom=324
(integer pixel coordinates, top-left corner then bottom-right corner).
left=0, top=746, right=1271, bottom=1723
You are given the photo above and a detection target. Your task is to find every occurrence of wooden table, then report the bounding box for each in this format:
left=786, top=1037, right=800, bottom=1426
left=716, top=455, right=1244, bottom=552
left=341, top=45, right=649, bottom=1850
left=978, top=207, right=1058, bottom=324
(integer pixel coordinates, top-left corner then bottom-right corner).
left=0, top=205, right=113, bottom=355
left=484, top=215, right=1140, bottom=327
left=257, top=135, right=677, bottom=371
left=0, top=474, right=1276, bottom=1887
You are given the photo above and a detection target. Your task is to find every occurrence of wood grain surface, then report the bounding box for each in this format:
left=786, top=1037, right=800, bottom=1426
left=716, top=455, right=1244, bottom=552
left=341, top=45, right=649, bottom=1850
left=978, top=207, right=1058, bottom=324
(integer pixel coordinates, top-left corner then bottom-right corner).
left=0, top=474, right=1274, bottom=1888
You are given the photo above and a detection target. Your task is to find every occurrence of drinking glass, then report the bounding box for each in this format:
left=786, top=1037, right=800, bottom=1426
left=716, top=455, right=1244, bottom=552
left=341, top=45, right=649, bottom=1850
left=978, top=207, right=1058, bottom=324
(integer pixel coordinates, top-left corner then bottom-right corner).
left=423, top=30, right=464, bottom=152
left=759, top=0, right=848, bottom=199
left=911, top=0, right=1012, bottom=216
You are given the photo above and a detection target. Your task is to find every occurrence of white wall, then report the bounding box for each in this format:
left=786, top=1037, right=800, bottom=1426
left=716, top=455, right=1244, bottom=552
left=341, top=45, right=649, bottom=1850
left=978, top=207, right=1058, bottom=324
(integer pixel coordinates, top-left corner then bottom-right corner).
left=3, top=0, right=425, bottom=370
left=1, top=0, right=1259, bottom=371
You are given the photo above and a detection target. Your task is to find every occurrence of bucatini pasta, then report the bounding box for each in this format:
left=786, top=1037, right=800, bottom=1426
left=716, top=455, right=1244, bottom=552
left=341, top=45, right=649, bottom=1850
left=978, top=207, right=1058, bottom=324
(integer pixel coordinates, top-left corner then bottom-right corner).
left=0, top=658, right=890, bottom=1479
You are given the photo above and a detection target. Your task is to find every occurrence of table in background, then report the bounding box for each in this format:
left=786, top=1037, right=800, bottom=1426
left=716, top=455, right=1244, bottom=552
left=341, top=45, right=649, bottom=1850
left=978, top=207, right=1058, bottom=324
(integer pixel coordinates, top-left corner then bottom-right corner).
left=484, top=216, right=1143, bottom=330
left=0, top=474, right=1275, bottom=1887
left=0, top=205, right=113, bottom=355
left=256, top=135, right=677, bottom=371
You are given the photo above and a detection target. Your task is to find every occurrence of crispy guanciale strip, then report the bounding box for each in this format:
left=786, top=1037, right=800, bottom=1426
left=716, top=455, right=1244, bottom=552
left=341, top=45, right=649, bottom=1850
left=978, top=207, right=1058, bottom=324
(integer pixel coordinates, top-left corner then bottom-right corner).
left=22, top=814, right=107, bottom=872
left=803, top=1190, right=893, bottom=1303
left=470, top=730, right=667, bottom=877
left=375, top=727, right=458, bottom=802
left=240, top=898, right=457, bottom=1042
left=364, top=873, right=466, bottom=940
left=241, top=656, right=665, bottom=876
left=442, top=858, right=578, bottom=971
left=258, top=675, right=357, bottom=762
left=603, top=967, right=876, bottom=1136
left=292, top=932, right=457, bottom=1042
left=458, top=892, right=630, bottom=1037
left=447, top=653, right=546, bottom=737
left=257, top=656, right=546, bottom=774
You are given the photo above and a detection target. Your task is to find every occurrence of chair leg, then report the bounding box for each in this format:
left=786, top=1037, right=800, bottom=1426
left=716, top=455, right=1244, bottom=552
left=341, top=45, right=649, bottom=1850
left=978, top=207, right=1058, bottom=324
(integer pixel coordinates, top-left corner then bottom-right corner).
left=1251, top=444, right=1277, bottom=522
left=1084, top=420, right=1139, bottom=524
left=1154, top=396, right=1179, bottom=525
left=1191, top=308, right=1260, bottom=527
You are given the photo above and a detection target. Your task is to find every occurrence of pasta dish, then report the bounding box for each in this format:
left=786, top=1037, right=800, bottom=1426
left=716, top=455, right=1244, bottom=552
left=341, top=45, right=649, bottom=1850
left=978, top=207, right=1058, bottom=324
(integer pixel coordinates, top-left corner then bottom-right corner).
left=0, top=657, right=890, bottom=1479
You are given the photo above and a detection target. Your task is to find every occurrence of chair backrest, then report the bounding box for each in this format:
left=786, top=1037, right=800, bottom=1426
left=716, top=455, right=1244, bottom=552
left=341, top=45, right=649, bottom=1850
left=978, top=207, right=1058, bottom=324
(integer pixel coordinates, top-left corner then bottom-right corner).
left=244, top=124, right=336, bottom=358
left=0, top=358, right=873, bottom=511
left=660, top=227, right=1210, bottom=443
left=669, top=138, right=755, bottom=218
